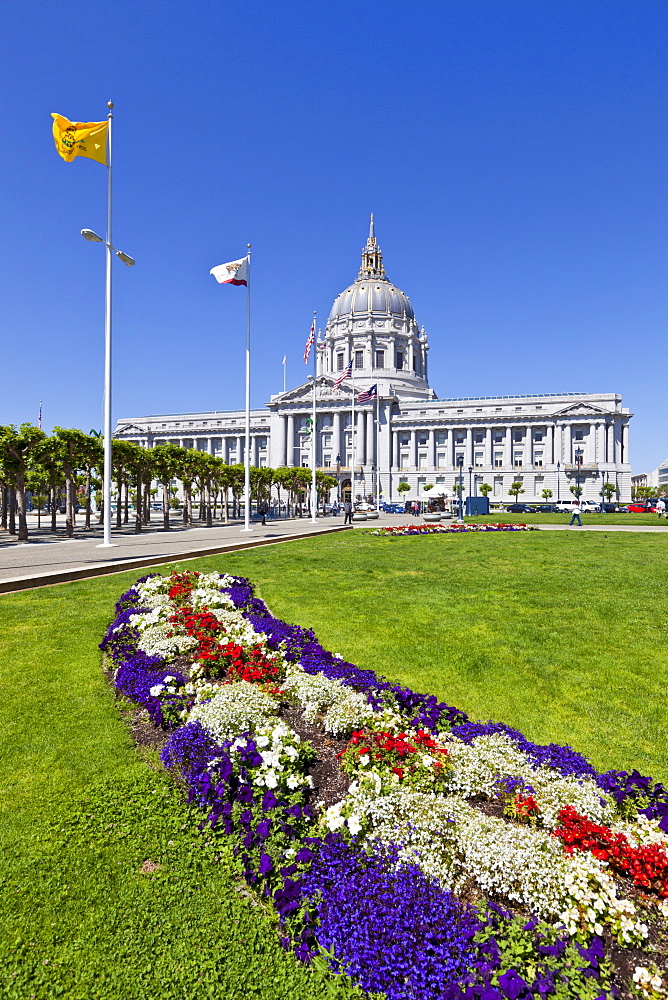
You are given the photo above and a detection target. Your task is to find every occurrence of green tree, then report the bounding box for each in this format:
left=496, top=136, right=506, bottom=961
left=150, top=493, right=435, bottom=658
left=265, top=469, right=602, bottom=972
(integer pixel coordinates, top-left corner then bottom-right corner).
left=151, top=443, right=183, bottom=530
left=569, top=484, right=583, bottom=499
left=508, top=481, right=525, bottom=502
left=0, top=424, right=46, bottom=541
left=52, top=428, right=94, bottom=538
left=397, top=481, right=411, bottom=495
left=541, top=488, right=553, bottom=502
left=479, top=483, right=492, bottom=498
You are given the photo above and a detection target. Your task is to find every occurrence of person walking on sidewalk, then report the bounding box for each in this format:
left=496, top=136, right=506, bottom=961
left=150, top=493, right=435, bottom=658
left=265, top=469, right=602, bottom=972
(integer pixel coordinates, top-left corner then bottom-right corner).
left=343, top=499, right=353, bottom=525
left=258, top=499, right=269, bottom=526
left=657, top=498, right=666, bottom=519
left=569, top=500, right=583, bottom=527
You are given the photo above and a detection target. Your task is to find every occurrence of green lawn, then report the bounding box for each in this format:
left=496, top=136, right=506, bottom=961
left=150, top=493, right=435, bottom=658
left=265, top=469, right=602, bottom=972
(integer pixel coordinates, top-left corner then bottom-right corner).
left=467, top=511, right=668, bottom=526
left=1, top=530, right=667, bottom=996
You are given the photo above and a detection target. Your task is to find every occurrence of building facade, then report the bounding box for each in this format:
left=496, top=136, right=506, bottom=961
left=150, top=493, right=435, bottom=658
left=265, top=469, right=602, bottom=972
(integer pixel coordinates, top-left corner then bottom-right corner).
left=115, top=219, right=633, bottom=504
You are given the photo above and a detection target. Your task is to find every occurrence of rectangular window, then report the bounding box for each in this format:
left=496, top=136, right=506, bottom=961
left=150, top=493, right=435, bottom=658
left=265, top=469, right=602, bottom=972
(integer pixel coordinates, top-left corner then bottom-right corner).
left=513, top=430, right=524, bottom=442
left=322, top=433, right=332, bottom=446
left=437, top=452, right=446, bottom=468
left=534, top=452, right=543, bottom=467
left=574, top=430, right=584, bottom=440
left=324, top=456, right=331, bottom=467
left=435, top=431, right=446, bottom=445
left=494, top=451, right=503, bottom=467
left=301, top=457, right=309, bottom=468
left=259, top=457, right=267, bottom=467
left=258, top=437, right=267, bottom=449
left=474, top=432, right=484, bottom=444
left=355, top=350, right=364, bottom=369
left=400, top=452, right=409, bottom=468
left=418, top=453, right=427, bottom=469
left=474, top=451, right=484, bottom=467
left=400, top=435, right=410, bottom=446
left=375, top=350, right=385, bottom=368
left=514, top=453, right=523, bottom=467
left=396, top=351, right=404, bottom=370
left=494, top=476, right=503, bottom=496
left=337, top=353, right=344, bottom=371
left=533, top=431, right=544, bottom=442
left=493, top=431, right=504, bottom=443
left=417, top=434, right=427, bottom=446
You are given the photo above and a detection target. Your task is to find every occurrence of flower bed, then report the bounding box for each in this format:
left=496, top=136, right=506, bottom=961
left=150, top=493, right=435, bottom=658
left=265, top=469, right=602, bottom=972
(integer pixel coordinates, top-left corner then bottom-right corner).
left=100, top=570, right=668, bottom=999
left=367, top=523, right=538, bottom=536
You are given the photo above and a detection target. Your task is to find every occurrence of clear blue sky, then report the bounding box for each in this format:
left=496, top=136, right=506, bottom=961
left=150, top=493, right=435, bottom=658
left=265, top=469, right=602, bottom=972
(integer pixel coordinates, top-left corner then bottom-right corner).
left=1, top=0, right=666, bottom=472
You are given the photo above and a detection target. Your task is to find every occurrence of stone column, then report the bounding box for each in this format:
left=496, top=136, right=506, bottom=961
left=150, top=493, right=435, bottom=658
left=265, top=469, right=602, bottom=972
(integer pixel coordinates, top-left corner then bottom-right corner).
left=367, top=409, right=375, bottom=466
left=465, top=427, right=473, bottom=467
left=547, top=425, right=554, bottom=465
left=277, top=416, right=287, bottom=466
left=429, top=428, right=436, bottom=469
left=410, top=429, right=418, bottom=470
left=449, top=429, right=456, bottom=468
left=207, top=438, right=212, bottom=454
left=236, top=435, right=243, bottom=463
left=333, top=411, right=341, bottom=464
left=622, top=422, right=629, bottom=464
left=505, top=427, right=512, bottom=467
left=485, top=428, right=492, bottom=466
left=357, top=411, right=366, bottom=466
left=287, top=415, right=295, bottom=467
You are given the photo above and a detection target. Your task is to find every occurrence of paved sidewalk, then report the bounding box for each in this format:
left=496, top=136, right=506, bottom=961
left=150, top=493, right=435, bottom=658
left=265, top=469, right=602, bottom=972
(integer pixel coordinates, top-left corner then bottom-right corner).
left=532, top=523, right=668, bottom=532
left=0, top=514, right=355, bottom=593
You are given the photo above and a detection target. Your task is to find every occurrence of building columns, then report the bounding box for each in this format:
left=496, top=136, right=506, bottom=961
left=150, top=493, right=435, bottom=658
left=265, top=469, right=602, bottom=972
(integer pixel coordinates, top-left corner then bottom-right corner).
left=287, top=414, right=295, bottom=466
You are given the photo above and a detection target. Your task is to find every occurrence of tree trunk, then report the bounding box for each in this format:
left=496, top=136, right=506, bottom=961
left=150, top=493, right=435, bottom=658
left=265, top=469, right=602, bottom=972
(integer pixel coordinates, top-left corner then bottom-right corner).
left=84, top=468, right=92, bottom=529
left=15, top=467, right=28, bottom=541
left=116, top=475, right=123, bottom=529
left=224, top=488, right=229, bottom=524
left=135, top=474, right=143, bottom=533
left=9, top=487, right=17, bottom=535
left=144, top=486, right=150, bottom=526
left=206, top=483, right=212, bottom=526
left=123, top=480, right=129, bottom=524
left=163, top=481, right=170, bottom=530
left=64, top=464, right=74, bottom=537
left=50, top=479, right=58, bottom=533
left=1, top=487, right=7, bottom=530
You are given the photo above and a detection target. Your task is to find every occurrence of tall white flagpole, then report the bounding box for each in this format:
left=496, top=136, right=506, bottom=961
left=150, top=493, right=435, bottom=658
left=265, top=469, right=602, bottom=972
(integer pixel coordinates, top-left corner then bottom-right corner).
left=282, top=355, right=286, bottom=393
left=98, top=100, right=115, bottom=548
left=310, top=312, right=317, bottom=523
left=351, top=360, right=356, bottom=506
left=242, top=244, right=252, bottom=532
left=375, top=390, right=380, bottom=510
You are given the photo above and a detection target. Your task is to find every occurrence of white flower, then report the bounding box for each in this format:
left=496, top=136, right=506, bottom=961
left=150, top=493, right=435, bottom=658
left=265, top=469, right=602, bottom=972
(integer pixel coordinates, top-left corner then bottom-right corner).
left=264, top=770, right=278, bottom=789
left=149, top=684, right=164, bottom=697
left=287, top=775, right=301, bottom=790
left=256, top=734, right=270, bottom=748
left=347, top=814, right=362, bottom=835
left=359, top=755, right=370, bottom=766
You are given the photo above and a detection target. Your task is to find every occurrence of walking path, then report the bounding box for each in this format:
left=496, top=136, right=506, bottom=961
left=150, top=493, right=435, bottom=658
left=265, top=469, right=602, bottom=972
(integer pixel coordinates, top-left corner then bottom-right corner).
left=0, top=514, right=353, bottom=594
left=1, top=513, right=666, bottom=594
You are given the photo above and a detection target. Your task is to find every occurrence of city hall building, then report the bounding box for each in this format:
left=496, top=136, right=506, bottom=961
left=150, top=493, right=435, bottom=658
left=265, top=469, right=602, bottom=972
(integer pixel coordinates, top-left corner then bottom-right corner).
left=115, top=220, right=633, bottom=505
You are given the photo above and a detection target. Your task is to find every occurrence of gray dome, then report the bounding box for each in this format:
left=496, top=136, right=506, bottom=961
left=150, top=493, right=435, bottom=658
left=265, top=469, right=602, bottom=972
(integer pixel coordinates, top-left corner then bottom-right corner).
left=328, top=278, right=414, bottom=322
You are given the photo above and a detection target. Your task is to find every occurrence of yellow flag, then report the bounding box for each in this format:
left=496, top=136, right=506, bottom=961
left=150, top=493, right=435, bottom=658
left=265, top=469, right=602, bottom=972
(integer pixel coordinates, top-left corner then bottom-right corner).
left=51, top=113, right=108, bottom=165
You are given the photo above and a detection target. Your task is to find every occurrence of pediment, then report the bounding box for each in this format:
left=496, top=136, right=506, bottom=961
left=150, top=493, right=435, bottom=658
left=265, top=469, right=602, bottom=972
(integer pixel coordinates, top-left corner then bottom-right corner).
left=553, top=402, right=607, bottom=418
left=115, top=422, right=146, bottom=436
left=274, top=377, right=354, bottom=405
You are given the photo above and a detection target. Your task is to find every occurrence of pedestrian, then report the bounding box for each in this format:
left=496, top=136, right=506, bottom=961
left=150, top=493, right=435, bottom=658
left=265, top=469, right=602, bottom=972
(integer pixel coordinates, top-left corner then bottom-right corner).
left=569, top=500, right=583, bottom=527
left=258, top=498, right=269, bottom=525
left=657, top=498, right=666, bottom=519
left=343, top=499, right=353, bottom=525
left=412, top=501, right=419, bottom=518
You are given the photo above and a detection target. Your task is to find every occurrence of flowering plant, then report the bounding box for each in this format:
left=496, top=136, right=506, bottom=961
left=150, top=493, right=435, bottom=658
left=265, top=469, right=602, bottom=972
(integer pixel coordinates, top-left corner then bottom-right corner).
left=338, top=727, right=452, bottom=791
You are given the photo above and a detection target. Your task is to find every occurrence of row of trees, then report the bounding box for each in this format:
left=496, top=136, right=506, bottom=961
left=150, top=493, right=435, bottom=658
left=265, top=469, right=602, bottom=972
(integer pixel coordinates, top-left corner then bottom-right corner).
left=0, top=425, right=337, bottom=542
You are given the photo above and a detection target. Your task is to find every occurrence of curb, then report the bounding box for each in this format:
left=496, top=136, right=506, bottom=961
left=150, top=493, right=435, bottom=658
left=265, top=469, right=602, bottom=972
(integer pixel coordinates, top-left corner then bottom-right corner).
left=0, top=524, right=353, bottom=596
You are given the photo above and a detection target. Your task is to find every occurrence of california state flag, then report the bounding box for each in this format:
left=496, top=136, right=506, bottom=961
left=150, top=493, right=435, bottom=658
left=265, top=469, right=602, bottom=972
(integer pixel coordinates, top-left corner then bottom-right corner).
left=210, top=256, right=249, bottom=285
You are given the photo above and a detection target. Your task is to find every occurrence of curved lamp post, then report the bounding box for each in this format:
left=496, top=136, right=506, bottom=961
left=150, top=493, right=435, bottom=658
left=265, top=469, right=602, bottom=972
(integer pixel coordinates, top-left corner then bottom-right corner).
left=457, top=455, right=464, bottom=523
left=81, top=228, right=135, bottom=548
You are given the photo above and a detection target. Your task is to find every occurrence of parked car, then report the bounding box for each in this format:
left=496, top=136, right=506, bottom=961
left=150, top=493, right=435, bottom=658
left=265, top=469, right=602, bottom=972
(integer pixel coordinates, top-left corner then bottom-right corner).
left=625, top=503, right=656, bottom=513
left=531, top=504, right=560, bottom=513
left=505, top=504, right=536, bottom=513
left=380, top=502, right=405, bottom=513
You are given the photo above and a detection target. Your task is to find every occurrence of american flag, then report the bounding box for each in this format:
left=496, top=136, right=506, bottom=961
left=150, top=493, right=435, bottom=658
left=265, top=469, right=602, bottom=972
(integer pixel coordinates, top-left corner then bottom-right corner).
left=333, top=361, right=352, bottom=389
left=303, top=319, right=316, bottom=363
left=357, top=384, right=377, bottom=404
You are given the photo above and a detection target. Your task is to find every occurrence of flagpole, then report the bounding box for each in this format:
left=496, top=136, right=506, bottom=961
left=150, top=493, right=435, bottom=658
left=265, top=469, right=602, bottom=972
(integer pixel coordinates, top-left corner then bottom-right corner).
left=375, top=390, right=380, bottom=510
left=98, top=100, right=115, bottom=548
left=310, top=311, right=317, bottom=523
left=242, top=244, right=252, bottom=532
left=283, top=356, right=286, bottom=393
left=351, top=361, right=356, bottom=506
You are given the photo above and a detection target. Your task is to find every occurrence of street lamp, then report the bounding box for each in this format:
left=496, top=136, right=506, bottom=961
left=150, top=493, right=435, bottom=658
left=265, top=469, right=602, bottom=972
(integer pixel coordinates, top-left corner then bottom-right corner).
left=457, top=455, right=464, bottom=523
left=556, top=461, right=561, bottom=501
left=81, top=227, right=136, bottom=549
left=600, top=470, right=606, bottom=514
left=575, top=447, right=583, bottom=500
left=468, top=465, right=473, bottom=513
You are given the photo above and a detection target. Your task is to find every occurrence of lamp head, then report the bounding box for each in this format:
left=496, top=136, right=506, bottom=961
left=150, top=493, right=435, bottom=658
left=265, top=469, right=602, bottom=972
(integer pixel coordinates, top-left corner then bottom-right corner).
left=116, top=250, right=136, bottom=267
left=81, top=229, right=104, bottom=242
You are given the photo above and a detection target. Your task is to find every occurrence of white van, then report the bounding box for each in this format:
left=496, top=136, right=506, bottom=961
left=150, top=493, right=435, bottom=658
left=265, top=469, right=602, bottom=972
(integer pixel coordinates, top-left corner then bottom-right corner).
left=555, top=499, right=598, bottom=513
